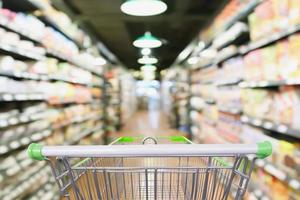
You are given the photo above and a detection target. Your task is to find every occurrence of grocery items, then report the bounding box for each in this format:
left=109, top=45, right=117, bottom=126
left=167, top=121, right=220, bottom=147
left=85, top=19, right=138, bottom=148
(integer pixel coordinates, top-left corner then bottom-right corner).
left=163, top=1, right=300, bottom=199
left=241, top=87, right=300, bottom=129
left=0, top=3, right=137, bottom=200
left=200, top=0, right=257, bottom=42
left=248, top=0, right=300, bottom=41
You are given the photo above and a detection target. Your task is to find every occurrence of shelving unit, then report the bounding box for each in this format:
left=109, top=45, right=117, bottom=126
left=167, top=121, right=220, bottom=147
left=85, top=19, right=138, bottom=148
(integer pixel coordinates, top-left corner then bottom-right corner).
left=166, top=1, right=300, bottom=199
left=0, top=1, right=136, bottom=199
left=241, top=115, right=300, bottom=139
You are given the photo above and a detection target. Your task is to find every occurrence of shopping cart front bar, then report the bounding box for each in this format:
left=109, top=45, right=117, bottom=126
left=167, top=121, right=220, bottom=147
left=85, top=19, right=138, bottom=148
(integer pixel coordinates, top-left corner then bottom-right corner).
left=28, top=141, right=272, bottom=160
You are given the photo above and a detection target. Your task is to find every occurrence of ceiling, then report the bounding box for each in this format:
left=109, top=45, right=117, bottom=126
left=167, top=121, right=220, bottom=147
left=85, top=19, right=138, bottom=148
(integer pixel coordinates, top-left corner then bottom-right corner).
left=57, top=0, right=227, bottom=70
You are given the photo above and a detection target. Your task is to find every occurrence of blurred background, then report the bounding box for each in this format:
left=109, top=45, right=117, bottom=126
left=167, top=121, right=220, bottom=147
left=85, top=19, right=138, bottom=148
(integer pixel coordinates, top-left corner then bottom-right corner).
left=0, top=0, right=299, bottom=199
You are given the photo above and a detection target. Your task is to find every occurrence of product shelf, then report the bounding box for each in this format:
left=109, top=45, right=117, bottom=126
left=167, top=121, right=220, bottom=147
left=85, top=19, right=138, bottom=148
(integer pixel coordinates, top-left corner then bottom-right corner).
left=240, top=24, right=300, bottom=55
left=37, top=15, right=83, bottom=49
left=202, top=0, right=261, bottom=48
left=241, top=115, right=300, bottom=139
left=239, top=79, right=300, bottom=88
left=46, top=50, right=103, bottom=77
left=52, top=114, right=101, bottom=130
left=191, top=116, right=300, bottom=192
left=0, top=110, right=48, bottom=129
left=215, top=78, right=243, bottom=87
left=0, top=164, right=50, bottom=200
left=248, top=185, right=270, bottom=200
left=218, top=106, right=242, bottom=115
left=26, top=182, right=59, bottom=200
left=0, top=70, right=101, bottom=87
left=220, top=0, right=261, bottom=34
left=0, top=23, right=42, bottom=45
left=0, top=16, right=102, bottom=78
left=0, top=114, right=102, bottom=156
left=0, top=93, right=45, bottom=102
left=194, top=25, right=300, bottom=71
left=67, top=125, right=103, bottom=145
left=255, top=159, right=300, bottom=191
left=0, top=43, right=45, bottom=61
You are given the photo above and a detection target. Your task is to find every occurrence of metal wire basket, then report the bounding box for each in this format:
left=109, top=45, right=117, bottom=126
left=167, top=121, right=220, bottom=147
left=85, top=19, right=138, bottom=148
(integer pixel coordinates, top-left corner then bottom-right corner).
left=28, top=136, right=272, bottom=200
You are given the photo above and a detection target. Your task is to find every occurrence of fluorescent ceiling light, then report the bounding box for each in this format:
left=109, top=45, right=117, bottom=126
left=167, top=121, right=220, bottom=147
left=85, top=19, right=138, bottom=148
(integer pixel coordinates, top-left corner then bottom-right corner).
left=121, top=0, right=167, bottom=16
left=141, top=48, right=151, bottom=56
left=187, top=57, right=198, bottom=65
left=133, top=32, right=162, bottom=48
left=138, top=56, right=158, bottom=64
left=141, top=65, right=157, bottom=71
left=94, top=57, right=107, bottom=66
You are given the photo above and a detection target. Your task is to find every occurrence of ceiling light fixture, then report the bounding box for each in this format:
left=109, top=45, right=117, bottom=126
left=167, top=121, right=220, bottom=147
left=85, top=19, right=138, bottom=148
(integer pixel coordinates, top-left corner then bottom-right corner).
left=133, top=32, right=162, bottom=48
left=138, top=56, right=158, bottom=64
left=141, top=48, right=151, bottom=56
left=121, top=0, right=167, bottom=16
left=141, top=64, right=157, bottom=71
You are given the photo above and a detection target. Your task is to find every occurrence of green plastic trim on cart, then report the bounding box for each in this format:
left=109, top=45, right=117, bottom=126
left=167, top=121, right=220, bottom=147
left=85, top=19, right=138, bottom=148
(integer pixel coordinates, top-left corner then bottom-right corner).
left=117, top=136, right=136, bottom=143
left=257, top=141, right=272, bottom=158
left=169, top=136, right=190, bottom=143
left=27, top=143, right=45, bottom=161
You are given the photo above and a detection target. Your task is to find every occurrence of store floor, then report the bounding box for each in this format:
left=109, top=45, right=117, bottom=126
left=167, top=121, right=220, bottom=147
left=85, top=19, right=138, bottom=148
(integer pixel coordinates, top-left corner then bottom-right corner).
left=114, top=109, right=184, bottom=138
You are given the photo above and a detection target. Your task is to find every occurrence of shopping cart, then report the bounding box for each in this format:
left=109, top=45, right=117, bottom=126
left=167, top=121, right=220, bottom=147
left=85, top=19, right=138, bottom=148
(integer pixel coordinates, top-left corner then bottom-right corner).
left=27, top=136, right=272, bottom=200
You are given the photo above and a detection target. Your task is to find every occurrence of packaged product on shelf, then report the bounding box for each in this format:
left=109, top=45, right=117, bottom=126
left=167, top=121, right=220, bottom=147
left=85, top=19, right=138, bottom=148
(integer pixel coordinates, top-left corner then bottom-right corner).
left=272, top=0, right=290, bottom=30
left=243, top=49, right=263, bottom=81
left=216, top=86, right=242, bottom=111
left=289, top=0, right=300, bottom=26
left=288, top=33, right=300, bottom=78
left=277, top=86, right=300, bottom=129
left=241, top=89, right=274, bottom=121
left=220, top=56, right=244, bottom=83
left=199, top=122, right=223, bottom=144
left=242, top=86, right=300, bottom=129
left=250, top=0, right=275, bottom=41
left=201, top=0, right=251, bottom=41
left=262, top=45, right=278, bottom=80
left=191, top=66, right=217, bottom=83
left=252, top=166, right=300, bottom=200
left=277, top=40, right=296, bottom=80
left=276, top=140, right=300, bottom=179
left=190, top=96, right=205, bottom=111
left=217, top=113, right=242, bottom=143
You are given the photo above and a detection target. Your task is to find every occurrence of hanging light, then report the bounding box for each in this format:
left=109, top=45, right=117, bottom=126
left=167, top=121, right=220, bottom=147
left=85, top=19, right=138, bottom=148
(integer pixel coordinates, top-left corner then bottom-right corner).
left=138, top=56, right=158, bottom=64
left=121, top=0, right=167, bottom=16
left=141, top=64, right=157, bottom=71
left=141, top=48, right=151, bottom=56
left=133, top=32, right=162, bottom=48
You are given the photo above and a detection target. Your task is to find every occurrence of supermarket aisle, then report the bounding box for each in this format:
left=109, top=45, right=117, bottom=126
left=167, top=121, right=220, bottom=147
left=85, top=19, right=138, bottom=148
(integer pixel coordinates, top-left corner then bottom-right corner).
left=119, top=110, right=182, bottom=137
left=116, top=95, right=183, bottom=137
